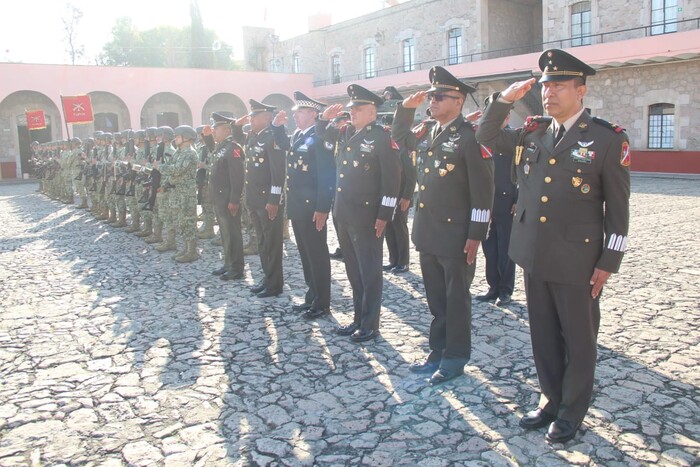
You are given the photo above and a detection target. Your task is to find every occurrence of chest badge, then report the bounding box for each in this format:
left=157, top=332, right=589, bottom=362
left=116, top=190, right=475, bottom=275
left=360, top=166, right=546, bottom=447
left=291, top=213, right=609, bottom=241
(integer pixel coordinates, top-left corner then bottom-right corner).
left=581, top=184, right=591, bottom=194
left=572, top=176, right=583, bottom=187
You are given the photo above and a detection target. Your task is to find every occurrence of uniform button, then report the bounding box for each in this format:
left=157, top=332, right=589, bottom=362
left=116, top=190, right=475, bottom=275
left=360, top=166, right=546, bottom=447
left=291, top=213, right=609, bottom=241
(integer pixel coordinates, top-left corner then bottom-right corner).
left=419, top=202, right=425, bottom=208
left=365, top=201, right=369, bottom=205
left=428, top=151, right=433, bottom=157
left=540, top=216, right=547, bottom=223
left=346, top=147, right=351, bottom=151
left=424, top=168, right=430, bottom=173
left=549, top=158, right=556, bottom=165
left=447, top=218, right=452, bottom=222
left=286, top=175, right=289, bottom=180
left=245, top=169, right=249, bottom=173
left=502, top=191, right=507, bottom=195
left=541, top=196, right=548, bottom=203
left=340, top=174, right=344, bottom=178
left=420, top=185, right=425, bottom=191
left=305, top=199, right=310, bottom=203
left=337, top=187, right=342, bottom=192
left=584, top=238, right=590, bottom=243
left=343, top=160, right=348, bottom=165
left=545, top=176, right=552, bottom=183
left=577, top=169, right=582, bottom=174
left=288, top=163, right=292, bottom=167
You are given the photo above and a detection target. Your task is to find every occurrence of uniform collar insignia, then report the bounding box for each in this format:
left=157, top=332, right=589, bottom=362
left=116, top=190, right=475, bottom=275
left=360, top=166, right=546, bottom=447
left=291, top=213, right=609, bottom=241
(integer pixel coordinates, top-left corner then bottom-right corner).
left=578, top=140, right=594, bottom=148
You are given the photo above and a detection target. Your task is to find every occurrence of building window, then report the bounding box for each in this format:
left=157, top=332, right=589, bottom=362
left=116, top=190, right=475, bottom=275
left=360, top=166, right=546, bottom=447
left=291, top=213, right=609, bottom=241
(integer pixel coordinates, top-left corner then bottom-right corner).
left=648, top=103, right=674, bottom=149
left=156, top=112, right=179, bottom=128
left=364, top=47, right=376, bottom=78
left=571, top=2, right=592, bottom=47
left=447, top=28, right=462, bottom=65
left=94, top=112, right=119, bottom=132
left=651, top=0, right=678, bottom=35
left=292, top=53, right=301, bottom=73
left=402, top=38, right=415, bottom=72
left=331, top=54, right=341, bottom=83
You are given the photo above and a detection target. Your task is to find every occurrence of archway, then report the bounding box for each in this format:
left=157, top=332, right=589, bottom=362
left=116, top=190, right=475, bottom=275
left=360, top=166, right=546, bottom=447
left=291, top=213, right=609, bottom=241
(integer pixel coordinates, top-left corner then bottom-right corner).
left=201, top=93, right=247, bottom=123
left=140, top=92, right=193, bottom=129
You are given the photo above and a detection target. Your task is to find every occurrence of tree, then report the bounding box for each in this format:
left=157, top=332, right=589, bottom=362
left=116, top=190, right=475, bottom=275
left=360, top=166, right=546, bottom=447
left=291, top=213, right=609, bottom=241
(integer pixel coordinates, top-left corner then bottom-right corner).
left=62, top=2, right=85, bottom=65
left=98, top=16, right=238, bottom=70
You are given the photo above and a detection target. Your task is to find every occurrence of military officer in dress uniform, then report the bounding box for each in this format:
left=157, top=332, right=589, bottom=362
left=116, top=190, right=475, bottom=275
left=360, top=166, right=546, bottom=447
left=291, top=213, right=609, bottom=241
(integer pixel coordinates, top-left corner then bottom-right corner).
left=209, top=112, right=246, bottom=281
left=317, top=84, right=401, bottom=342
left=392, top=66, right=494, bottom=384
left=380, top=86, right=417, bottom=274
left=271, top=91, right=336, bottom=319
left=476, top=96, right=518, bottom=306
left=233, top=100, right=286, bottom=298
left=476, top=49, right=631, bottom=444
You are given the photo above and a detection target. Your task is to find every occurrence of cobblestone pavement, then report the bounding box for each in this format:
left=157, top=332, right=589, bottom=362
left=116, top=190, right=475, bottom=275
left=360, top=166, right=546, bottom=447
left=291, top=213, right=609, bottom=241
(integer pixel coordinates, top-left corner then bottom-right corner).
left=1, top=176, right=698, bottom=466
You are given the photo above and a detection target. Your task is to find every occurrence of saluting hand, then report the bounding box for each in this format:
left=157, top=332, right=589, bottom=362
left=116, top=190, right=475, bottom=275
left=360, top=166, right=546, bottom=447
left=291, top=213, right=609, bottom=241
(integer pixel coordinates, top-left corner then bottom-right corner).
left=321, top=104, right=344, bottom=121
left=273, top=110, right=288, bottom=127
left=465, top=109, right=483, bottom=123
left=501, top=78, right=536, bottom=103
left=590, top=268, right=612, bottom=299
left=235, top=115, right=250, bottom=127
left=313, top=211, right=328, bottom=231
left=464, top=239, right=480, bottom=265
left=402, top=91, right=428, bottom=109
left=202, top=125, right=213, bottom=136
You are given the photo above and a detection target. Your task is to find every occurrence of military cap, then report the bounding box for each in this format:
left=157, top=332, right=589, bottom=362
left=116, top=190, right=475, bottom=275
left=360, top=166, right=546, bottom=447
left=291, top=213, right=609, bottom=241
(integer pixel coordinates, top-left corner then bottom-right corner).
left=291, top=91, right=325, bottom=112
left=174, top=125, right=197, bottom=141
left=383, top=86, right=403, bottom=101
left=538, top=48, right=596, bottom=83
left=248, top=99, right=276, bottom=116
left=210, top=111, right=234, bottom=127
left=427, top=66, right=475, bottom=96
left=159, top=126, right=174, bottom=141
left=346, top=84, right=384, bottom=107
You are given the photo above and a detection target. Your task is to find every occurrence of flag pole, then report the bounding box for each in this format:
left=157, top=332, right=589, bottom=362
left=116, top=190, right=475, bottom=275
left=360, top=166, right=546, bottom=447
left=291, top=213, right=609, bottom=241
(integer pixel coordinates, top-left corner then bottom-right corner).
left=59, top=95, right=71, bottom=140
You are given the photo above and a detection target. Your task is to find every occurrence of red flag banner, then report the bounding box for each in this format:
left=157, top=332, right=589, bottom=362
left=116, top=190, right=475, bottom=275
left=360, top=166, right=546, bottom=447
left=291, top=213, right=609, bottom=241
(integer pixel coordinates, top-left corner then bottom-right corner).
left=61, top=95, right=94, bottom=124
left=26, top=110, right=46, bottom=130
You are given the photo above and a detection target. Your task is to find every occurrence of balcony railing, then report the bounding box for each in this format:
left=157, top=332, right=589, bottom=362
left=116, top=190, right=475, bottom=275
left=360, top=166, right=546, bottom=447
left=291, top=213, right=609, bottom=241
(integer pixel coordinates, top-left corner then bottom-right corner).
left=311, top=17, right=700, bottom=86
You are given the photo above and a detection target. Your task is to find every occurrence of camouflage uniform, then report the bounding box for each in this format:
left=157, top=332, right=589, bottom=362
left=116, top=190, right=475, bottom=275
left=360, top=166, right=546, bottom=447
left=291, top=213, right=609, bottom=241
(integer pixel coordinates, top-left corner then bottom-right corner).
left=161, top=145, right=198, bottom=259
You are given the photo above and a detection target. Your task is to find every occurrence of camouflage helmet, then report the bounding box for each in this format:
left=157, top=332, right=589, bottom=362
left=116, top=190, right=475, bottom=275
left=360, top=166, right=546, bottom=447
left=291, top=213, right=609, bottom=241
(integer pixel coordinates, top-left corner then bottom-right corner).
left=113, top=131, right=122, bottom=139
left=145, top=127, right=158, bottom=140
left=103, top=132, right=113, bottom=142
left=195, top=125, right=205, bottom=134
left=134, top=130, right=146, bottom=141
left=86, top=137, right=95, bottom=145
left=173, top=125, right=197, bottom=141
left=122, top=129, right=134, bottom=140
left=30, top=141, right=39, bottom=148
left=70, top=137, right=82, bottom=145
left=159, top=126, right=174, bottom=141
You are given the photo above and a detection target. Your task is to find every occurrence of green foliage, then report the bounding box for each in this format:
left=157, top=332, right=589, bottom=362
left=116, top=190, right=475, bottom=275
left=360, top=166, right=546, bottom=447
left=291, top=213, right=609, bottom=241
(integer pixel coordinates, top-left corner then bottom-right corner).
left=98, top=15, right=239, bottom=70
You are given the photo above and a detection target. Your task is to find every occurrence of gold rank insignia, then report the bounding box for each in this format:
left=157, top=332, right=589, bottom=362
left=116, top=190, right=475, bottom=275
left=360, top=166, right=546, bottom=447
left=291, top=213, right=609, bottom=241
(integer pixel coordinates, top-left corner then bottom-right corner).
left=411, top=151, right=417, bottom=167
left=581, top=184, right=590, bottom=194
left=439, top=168, right=447, bottom=177
left=572, top=176, right=582, bottom=187
left=578, top=122, right=588, bottom=130
left=515, top=146, right=523, bottom=166
left=446, top=163, right=455, bottom=172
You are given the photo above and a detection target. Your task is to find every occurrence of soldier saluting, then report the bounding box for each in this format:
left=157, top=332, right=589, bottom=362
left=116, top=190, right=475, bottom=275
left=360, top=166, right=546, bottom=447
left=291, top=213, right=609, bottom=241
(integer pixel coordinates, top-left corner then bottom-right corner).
left=317, top=84, right=401, bottom=343
left=476, top=49, right=631, bottom=444
left=392, top=66, right=494, bottom=385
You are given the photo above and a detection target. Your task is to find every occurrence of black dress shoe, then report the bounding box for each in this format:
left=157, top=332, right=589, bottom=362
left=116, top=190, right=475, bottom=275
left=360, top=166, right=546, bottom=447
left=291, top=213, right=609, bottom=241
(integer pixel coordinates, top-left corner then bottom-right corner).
left=519, top=408, right=556, bottom=429
left=350, top=329, right=377, bottom=343
left=212, top=266, right=227, bottom=276
left=546, top=419, right=581, bottom=444
left=220, top=271, right=244, bottom=281
left=475, top=289, right=498, bottom=302
left=391, top=265, right=409, bottom=274
left=250, top=284, right=266, bottom=294
left=496, top=293, right=512, bottom=306
left=428, top=367, right=464, bottom=386
left=291, top=303, right=313, bottom=312
left=383, top=263, right=396, bottom=271
left=408, top=360, right=440, bottom=374
left=256, top=289, right=281, bottom=298
left=335, top=323, right=359, bottom=336
left=302, top=307, right=329, bottom=319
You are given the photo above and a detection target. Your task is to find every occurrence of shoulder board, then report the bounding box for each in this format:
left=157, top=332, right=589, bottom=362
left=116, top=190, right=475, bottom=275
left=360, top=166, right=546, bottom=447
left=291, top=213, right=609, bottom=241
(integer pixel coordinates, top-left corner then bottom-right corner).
left=592, top=117, right=626, bottom=134
left=523, top=115, right=552, bottom=132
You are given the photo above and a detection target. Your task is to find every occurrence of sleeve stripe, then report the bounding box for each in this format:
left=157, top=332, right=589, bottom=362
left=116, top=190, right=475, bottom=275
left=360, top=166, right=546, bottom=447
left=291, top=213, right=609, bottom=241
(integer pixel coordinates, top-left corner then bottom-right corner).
left=381, top=196, right=397, bottom=208
left=271, top=186, right=282, bottom=195
left=471, top=208, right=491, bottom=223
left=607, top=233, right=628, bottom=252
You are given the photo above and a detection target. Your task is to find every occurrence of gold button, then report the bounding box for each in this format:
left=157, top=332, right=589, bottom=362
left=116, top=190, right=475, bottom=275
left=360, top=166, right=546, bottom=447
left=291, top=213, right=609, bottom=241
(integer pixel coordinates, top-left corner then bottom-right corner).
left=428, top=151, right=433, bottom=157
left=545, top=176, right=552, bottom=183
left=288, top=163, right=292, bottom=168
left=346, top=147, right=351, bottom=151
left=577, top=169, right=582, bottom=174
left=245, top=180, right=248, bottom=184
left=365, top=201, right=369, bottom=205
left=447, top=218, right=452, bottom=223
left=419, top=202, right=425, bottom=208
left=584, top=238, right=590, bottom=243
left=424, top=168, right=430, bottom=173
left=340, top=174, right=344, bottom=178
left=540, top=216, right=547, bottom=223
left=541, top=196, right=548, bottom=203
left=420, top=185, right=425, bottom=191
left=337, top=187, right=342, bottom=192
left=343, top=160, right=348, bottom=165
left=549, top=158, right=556, bottom=165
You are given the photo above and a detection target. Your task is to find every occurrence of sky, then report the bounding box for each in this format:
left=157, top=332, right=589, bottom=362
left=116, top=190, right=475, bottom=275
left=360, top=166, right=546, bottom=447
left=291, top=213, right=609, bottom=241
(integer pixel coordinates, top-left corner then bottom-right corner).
left=0, top=0, right=397, bottom=65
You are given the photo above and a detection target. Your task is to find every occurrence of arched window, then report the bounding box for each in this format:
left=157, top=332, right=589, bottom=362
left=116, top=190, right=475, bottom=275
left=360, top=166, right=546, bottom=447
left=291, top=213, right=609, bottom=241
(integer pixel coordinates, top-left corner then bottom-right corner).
left=447, top=28, right=462, bottom=65
left=94, top=112, right=119, bottom=132
left=331, top=54, right=341, bottom=83
left=571, top=2, right=591, bottom=47
left=648, top=103, right=674, bottom=149
left=402, top=38, right=415, bottom=72
left=156, top=112, right=179, bottom=128
left=364, top=47, right=376, bottom=78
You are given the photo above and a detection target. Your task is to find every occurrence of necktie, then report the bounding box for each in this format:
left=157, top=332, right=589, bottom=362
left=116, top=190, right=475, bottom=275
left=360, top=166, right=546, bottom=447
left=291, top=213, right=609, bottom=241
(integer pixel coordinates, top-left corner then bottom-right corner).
left=554, top=125, right=565, bottom=146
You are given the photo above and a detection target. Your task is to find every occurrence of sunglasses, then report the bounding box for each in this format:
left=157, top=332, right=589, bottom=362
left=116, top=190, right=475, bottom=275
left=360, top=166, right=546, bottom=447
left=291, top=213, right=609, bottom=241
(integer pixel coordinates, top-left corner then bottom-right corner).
left=428, top=92, right=461, bottom=102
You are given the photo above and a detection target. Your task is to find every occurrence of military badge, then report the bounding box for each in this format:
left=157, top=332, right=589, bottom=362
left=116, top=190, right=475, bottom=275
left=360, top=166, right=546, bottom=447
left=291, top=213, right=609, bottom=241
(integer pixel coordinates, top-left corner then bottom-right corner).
left=259, top=157, right=265, bottom=163
left=577, top=140, right=594, bottom=148
left=411, top=151, right=417, bottom=167
left=446, top=163, right=455, bottom=172
left=480, top=145, right=493, bottom=159
left=302, top=164, right=308, bottom=172
left=578, top=122, right=588, bottom=130
left=353, top=160, right=359, bottom=168
left=571, top=147, right=595, bottom=164
left=441, top=141, right=456, bottom=153
left=360, top=139, right=375, bottom=153
left=324, top=141, right=334, bottom=150
left=434, top=160, right=440, bottom=168
left=523, top=164, right=530, bottom=175
left=448, top=133, right=461, bottom=142
left=390, top=138, right=400, bottom=150
left=620, top=141, right=631, bottom=167
left=572, top=177, right=582, bottom=187
left=515, top=146, right=523, bottom=166
left=439, top=168, right=448, bottom=177
left=364, top=162, right=370, bottom=171
left=581, top=184, right=590, bottom=194
left=233, top=149, right=241, bottom=158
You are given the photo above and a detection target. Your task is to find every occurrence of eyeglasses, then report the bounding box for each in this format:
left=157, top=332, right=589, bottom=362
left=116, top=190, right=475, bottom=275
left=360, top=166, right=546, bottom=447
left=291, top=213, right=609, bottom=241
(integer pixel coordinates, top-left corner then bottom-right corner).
left=428, top=93, right=461, bottom=102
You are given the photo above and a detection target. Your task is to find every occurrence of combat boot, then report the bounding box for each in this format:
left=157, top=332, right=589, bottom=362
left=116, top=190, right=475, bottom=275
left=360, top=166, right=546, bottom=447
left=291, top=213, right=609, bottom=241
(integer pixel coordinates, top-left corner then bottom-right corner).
left=125, top=213, right=141, bottom=233
left=156, top=229, right=176, bottom=252
left=135, top=217, right=153, bottom=238
left=95, top=207, right=109, bottom=220
left=113, top=210, right=127, bottom=227
left=197, top=220, right=216, bottom=240
left=105, top=208, right=117, bottom=224
left=77, top=198, right=88, bottom=209
left=145, top=223, right=163, bottom=244
left=174, top=239, right=199, bottom=263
